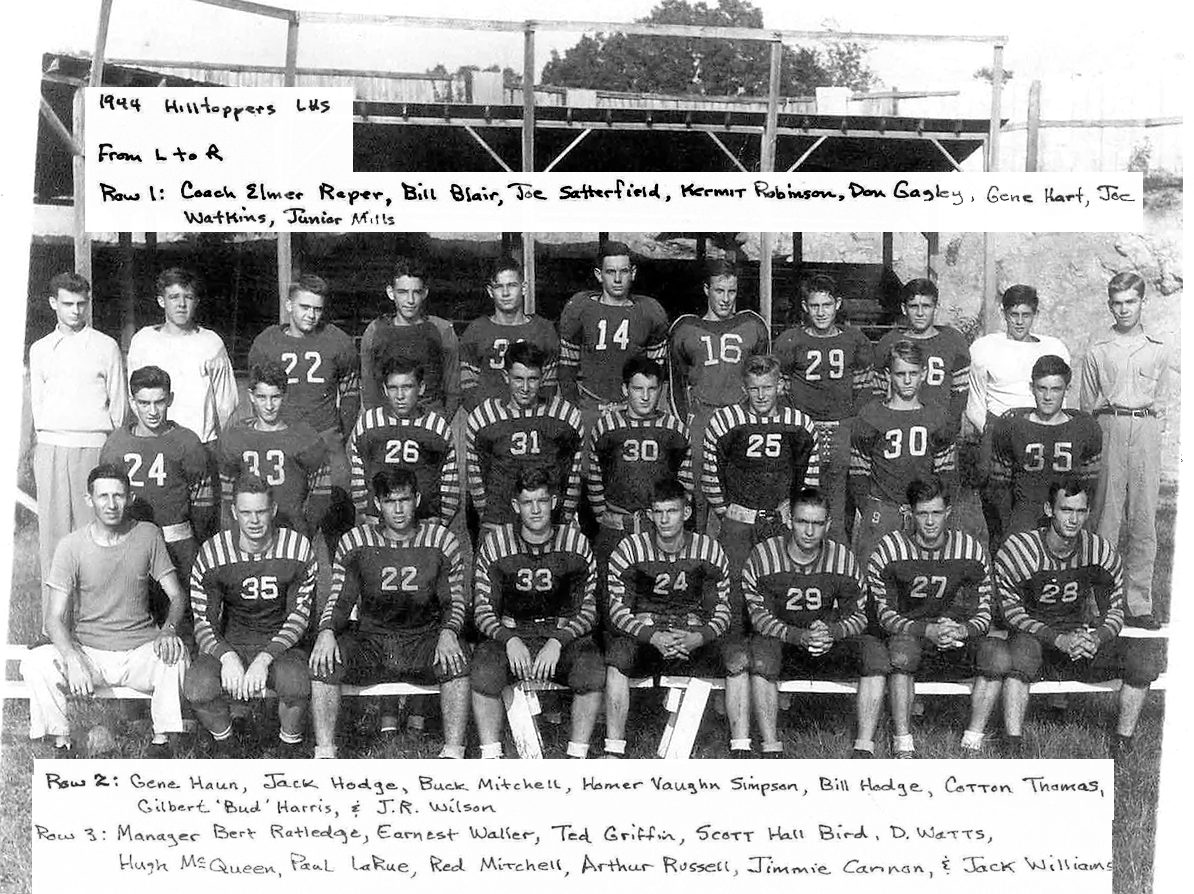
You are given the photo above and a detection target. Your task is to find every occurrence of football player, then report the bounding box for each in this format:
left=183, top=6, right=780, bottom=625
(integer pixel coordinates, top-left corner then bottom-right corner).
left=867, top=477, right=1006, bottom=757
left=743, top=488, right=885, bottom=758
left=309, top=468, right=470, bottom=759
left=185, top=475, right=317, bottom=755
left=471, top=469, right=603, bottom=759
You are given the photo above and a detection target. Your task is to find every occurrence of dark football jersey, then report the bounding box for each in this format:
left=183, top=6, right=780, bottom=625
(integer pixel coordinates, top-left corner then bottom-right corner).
left=347, top=407, right=459, bottom=522
left=359, top=315, right=460, bottom=418
left=217, top=420, right=328, bottom=534
left=473, top=523, right=596, bottom=643
left=607, top=532, right=731, bottom=643
left=873, top=326, right=970, bottom=430
left=668, top=311, right=770, bottom=418
left=702, top=405, right=819, bottom=514
left=558, top=291, right=669, bottom=404
left=742, top=537, right=867, bottom=641
left=849, top=402, right=957, bottom=506
left=459, top=315, right=560, bottom=411
left=465, top=396, right=584, bottom=526
left=248, top=323, right=360, bottom=433
left=100, top=422, right=212, bottom=529
left=774, top=325, right=875, bottom=421
left=866, top=530, right=993, bottom=638
left=190, top=527, right=316, bottom=657
left=989, top=409, right=1103, bottom=533
left=996, top=529, right=1124, bottom=646
left=587, top=409, right=693, bottom=517
left=319, top=521, right=466, bottom=635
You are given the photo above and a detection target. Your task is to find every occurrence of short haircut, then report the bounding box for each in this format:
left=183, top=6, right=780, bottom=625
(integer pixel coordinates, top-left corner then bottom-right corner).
left=155, top=267, right=201, bottom=297
left=744, top=354, right=781, bottom=380
left=790, top=487, right=830, bottom=516
left=889, top=339, right=926, bottom=369
left=900, top=278, right=939, bottom=304
left=1049, top=476, right=1091, bottom=507
left=49, top=271, right=90, bottom=296
left=596, top=240, right=634, bottom=266
left=1107, top=271, right=1146, bottom=299
left=233, top=473, right=273, bottom=501
left=514, top=467, right=554, bottom=497
left=505, top=340, right=547, bottom=372
left=381, top=355, right=425, bottom=384
left=799, top=273, right=838, bottom=301
left=373, top=467, right=419, bottom=500
left=651, top=477, right=689, bottom=507
left=1001, top=284, right=1039, bottom=312
left=1031, top=354, right=1072, bottom=385
left=288, top=273, right=329, bottom=300
left=129, top=365, right=172, bottom=394
left=907, top=476, right=951, bottom=508
left=622, top=355, right=663, bottom=385
left=88, top=462, right=130, bottom=494
left=391, top=256, right=429, bottom=284
left=489, top=257, right=523, bottom=282
left=704, top=258, right=738, bottom=284
left=250, top=361, right=289, bottom=392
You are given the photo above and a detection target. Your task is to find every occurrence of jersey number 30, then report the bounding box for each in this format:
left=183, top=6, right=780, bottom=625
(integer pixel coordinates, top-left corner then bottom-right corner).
left=883, top=426, right=928, bottom=459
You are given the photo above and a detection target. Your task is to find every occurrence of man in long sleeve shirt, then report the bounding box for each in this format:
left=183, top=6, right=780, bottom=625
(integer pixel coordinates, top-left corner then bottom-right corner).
left=1080, top=272, right=1172, bottom=626
left=29, top=273, right=127, bottom=628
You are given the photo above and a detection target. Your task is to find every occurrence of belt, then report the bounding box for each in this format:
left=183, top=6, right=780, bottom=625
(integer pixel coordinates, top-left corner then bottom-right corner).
left=1096, top=406, right=1154, bottom=418
left=160, top=521, right=194, bottom=543
left=725, top=502, right=784, bottom=525
left=600, top=506, right=652, bottom=534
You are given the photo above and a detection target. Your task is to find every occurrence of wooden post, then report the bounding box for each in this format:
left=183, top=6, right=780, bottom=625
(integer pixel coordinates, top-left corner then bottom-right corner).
left=982, top=43, right=1005, bottom=334
left=92, top=0, right=113, bottom=87
left=760, top=232, right=774, bottom=332
left=118, top=232, right=136, bottom=352
left=72, top=88, right=91, bottom=324
left=521, top=26, right=536, bottom=313
left=882, top=232, right=894, bottom=271
left=760, top=39, right=782, bottom=173
left=523, top=235, right=536, bottom=315
left=987, top=42, right=1004, bottom=172
left=277, top=16, right=300, bottom=323
left=1026, top=79, right=1042, bottom=172
left=925, top=232, right=940, bottom=281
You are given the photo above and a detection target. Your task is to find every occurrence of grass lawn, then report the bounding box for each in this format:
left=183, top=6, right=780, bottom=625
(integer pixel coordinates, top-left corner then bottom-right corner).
left=1, top=482, right=1176, bottom=894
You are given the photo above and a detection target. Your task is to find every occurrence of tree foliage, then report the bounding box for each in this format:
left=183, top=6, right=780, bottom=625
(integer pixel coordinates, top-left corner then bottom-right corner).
left=541, top=0, right=875, bottom=96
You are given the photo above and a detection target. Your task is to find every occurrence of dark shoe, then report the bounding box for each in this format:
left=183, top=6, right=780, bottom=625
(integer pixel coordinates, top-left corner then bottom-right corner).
left=1001, top=735, right=1025, bottom=759
left=276, top=739, right=308, bottom=759
left=762, top=749, right=785, bottom=759
left=145, top=740, right=173, bottom=759
left=730, top=748, right=754, bottom=759
left=851, top=748, right=874, bottom=759
left=1126, top=614, right=1162, bottom=630
left=39, top=738, right=75, bottom=758
left=894, top=751, right=915, bottom=759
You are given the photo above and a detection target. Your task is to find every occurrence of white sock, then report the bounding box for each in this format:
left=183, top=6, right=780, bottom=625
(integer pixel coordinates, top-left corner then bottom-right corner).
left=314, top=746, right=337, bottom=759
left=729, top=737, right=752, bottom=752
left=566, top=742, right=590, bottom=759
left=961, top=730, right=985, bottom=750
left=762, top=740, right=784, bottom=754
left=893, top=733, right=915, bottom=753
left=603, top=738, right=627, bottom=755
left=439, top=745, right=466, bottom=759
left=479, top=742, right=503, bottom=759
left=151, top=734, right=168, bottom=745
left=853, top=738, right=875, bottom=754
left=279, top=730, right=303, bottom=745
left=379, top=715, right=400, bottom=733
left=211, top=724, right=234, bottom=742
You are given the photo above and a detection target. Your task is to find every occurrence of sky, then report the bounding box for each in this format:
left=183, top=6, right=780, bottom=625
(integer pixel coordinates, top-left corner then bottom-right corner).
left=14, top=0, right=1186, bottom=95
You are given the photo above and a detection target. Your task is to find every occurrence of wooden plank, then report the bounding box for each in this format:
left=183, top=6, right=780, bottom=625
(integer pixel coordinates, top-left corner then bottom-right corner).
left=544, top=128, right=592, bottom=172
left=192, top=0, right=296, bottom=21
left=986, top=42, right=1004, bottom=172
left=522, top=26, right=535, bottom=173
left=297, top=13, right=1005, bottom=44
left=39, top=97, right=82, bottom=157
left=760, top=40, right=781, bottom=173
left=784, top=135, right=826, bottom=172
left=1026, top=80, right=1042, bottom=172
left=91, top=0, right=114, bottom=87
left=882, top=232, right=894, bottom=271
left=118, top=232, right=136, bottom=352
left=1005, top=116, right=1184, bottom=130
left=277, top=233, right=293, bottom=324
left=502, top=686, right=544, bottom=759
left=71, top=88, right=91, bottom=323
left=284, top=18, right=300, bottom=86
left=925, top=231, right=940, bottom=281
left=108, top=58, right=453, bottom=82
left=705, top=132, right=748, bottom=172
left=661, top=677, right=713, bottom=759
left=523, top=235, right=536, bottom=314
left=760, top=232, right=774, bottom=332
left=463, top=125, right=514, bottom=172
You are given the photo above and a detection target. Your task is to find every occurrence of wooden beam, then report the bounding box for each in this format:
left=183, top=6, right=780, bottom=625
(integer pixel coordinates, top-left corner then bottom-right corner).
left=522, top=26, right=535, bottom=172
left=109, top=58, right=451, bottom=82
left=705, top=132, right=748, bottom=172
left=760, top=40, right=782, bottom=173
left=1025, top=80, right=1041, bottom=172
left=760, top=232, right=774, bottom=332
left=982, top=231, right=999, bottom=334
left=463, top=125, right=514, bottom=172
left=39, top=97, right=82, bottom=156
left=284, top=18, right=299, bottom=85
left=986, top=42, right=1004, bottom=172
left=544, top=128, right=592, bottom=172
left=522, top=234, right=536, bottom=314
left=71, top=88, right=91, bottom=324
left=277, top=234, right=293, bottom=324
left=785, top=135, right=826, bottom=171
left=296, top=12, right=1005, bottom=44
left=924, top=231, right=940, bottom=282
left=191, top=0, right=296, bottom=20
left=91, top=0, right=114, bottom=87
left=118, top=232, right=136, bottom=352
left=928, top=137, right=964, bottom=171
left=1004, top=116, right=1183, bottom=130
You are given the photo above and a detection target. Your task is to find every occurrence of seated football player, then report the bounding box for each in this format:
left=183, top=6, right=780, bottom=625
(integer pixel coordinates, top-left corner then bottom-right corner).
left=997, top=477, right=1160, bottom=759
left=309, top=468, right=470, bottom=759
left=184, top=475, right=318, bottom=755
left=471, top=469, right=604, bottom=759
left=604, top=478, right=751, bottom=757
left=743, top=488, right=886, bottom=757
left=868, top=477, right=1009, bottom=757
left=218, top=361, right=328, bottom=536
left=20, top=463, right=187, bottom=757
